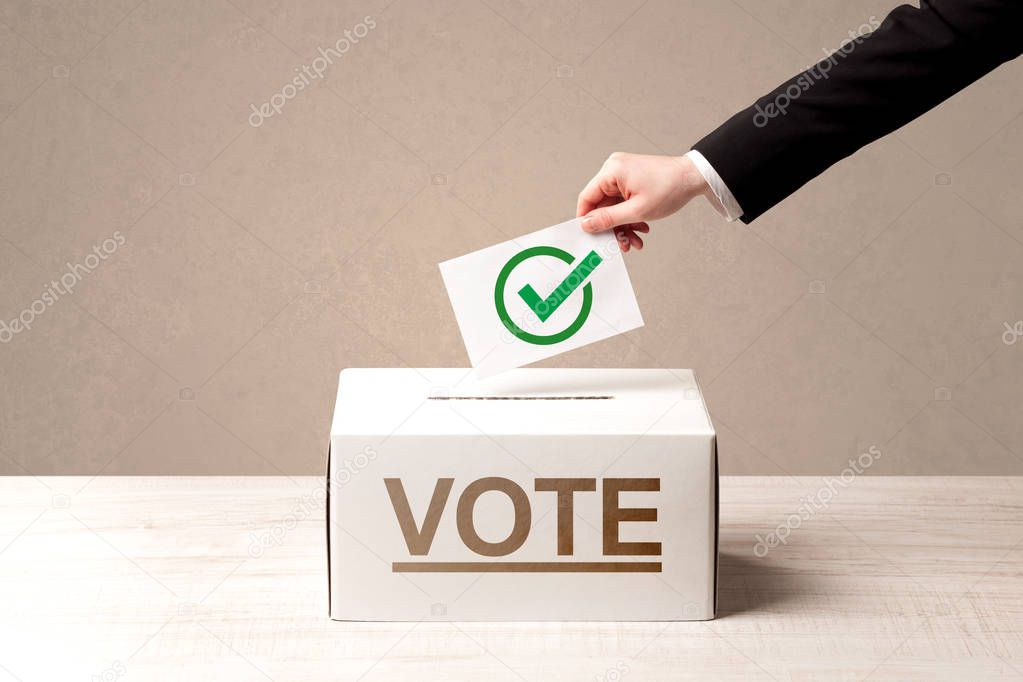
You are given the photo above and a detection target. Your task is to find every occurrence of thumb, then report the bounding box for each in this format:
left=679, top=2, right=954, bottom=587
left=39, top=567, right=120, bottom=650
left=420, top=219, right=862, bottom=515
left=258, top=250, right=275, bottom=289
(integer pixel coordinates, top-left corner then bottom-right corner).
left=580, top=199, right=642, bottom=233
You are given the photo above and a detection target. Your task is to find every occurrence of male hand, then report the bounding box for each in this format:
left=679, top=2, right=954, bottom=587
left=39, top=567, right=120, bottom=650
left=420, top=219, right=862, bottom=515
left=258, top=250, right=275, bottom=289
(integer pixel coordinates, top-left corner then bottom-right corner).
left=577, top=152, right=718, bottom=251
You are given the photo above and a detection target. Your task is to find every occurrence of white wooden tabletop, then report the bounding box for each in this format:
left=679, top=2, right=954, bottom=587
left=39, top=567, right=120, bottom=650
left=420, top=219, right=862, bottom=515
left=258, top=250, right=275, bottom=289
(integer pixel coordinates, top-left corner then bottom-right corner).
left=1, top=476, right=1021, bottom=681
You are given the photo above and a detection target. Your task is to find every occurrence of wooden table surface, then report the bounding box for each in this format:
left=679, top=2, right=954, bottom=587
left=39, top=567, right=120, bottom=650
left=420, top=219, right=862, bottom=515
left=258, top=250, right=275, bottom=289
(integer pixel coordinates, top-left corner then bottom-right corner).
left=1, top=476, right=1021, bottom=681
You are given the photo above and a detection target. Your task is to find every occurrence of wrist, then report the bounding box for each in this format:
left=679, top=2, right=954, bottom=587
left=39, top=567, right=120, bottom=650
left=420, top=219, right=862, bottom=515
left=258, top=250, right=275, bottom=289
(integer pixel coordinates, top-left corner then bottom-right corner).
left=672, top=154, right=712, bottom=202
left=679, top=151, right=735, bottom=219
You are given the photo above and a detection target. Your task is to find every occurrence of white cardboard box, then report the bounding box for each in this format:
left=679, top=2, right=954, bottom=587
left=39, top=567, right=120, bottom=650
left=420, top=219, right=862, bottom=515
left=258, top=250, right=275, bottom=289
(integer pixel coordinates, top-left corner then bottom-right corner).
left=327, top=368, right=718, bottom=621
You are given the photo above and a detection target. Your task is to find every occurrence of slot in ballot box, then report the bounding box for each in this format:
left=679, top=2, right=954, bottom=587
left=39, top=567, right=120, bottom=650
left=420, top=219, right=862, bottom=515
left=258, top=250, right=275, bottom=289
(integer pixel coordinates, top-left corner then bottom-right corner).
left=327, top=368, right=718, bottom=621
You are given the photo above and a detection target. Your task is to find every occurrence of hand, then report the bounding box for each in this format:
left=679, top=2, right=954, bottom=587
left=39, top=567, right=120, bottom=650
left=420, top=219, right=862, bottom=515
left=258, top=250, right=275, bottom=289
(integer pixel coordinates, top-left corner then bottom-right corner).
left=576, top=152, right=718, bottom=251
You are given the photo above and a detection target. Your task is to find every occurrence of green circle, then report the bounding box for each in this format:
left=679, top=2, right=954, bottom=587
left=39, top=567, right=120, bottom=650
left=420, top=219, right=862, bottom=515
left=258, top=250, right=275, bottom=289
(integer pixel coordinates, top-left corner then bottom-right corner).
left=494, top=245, right=593, bottom=345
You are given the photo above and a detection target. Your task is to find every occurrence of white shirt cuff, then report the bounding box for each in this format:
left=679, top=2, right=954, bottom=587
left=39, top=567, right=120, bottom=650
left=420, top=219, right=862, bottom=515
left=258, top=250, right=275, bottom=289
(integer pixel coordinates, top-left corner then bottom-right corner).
left=684, top=149, right=744, bottom=222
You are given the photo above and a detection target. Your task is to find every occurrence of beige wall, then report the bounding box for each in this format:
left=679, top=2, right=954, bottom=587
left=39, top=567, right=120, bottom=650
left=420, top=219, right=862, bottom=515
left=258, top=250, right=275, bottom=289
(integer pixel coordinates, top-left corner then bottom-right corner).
left=1, top=0, right=1021, bottom=476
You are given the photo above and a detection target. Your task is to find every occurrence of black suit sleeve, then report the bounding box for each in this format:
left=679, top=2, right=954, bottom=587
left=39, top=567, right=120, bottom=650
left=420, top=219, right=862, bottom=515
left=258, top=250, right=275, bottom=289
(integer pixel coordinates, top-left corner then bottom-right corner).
left=691, top=0, right=1023, bottom=224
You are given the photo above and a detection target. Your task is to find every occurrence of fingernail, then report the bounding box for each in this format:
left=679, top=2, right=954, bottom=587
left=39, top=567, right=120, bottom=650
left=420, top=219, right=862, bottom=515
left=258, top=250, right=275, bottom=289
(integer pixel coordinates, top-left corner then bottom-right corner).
left=580, top=217, right=593, bottom=231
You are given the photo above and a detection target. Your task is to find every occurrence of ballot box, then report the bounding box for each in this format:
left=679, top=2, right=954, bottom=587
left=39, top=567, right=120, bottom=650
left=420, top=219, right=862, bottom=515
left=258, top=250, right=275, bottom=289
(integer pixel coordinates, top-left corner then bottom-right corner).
left=327, top=368, right=717, bottom=621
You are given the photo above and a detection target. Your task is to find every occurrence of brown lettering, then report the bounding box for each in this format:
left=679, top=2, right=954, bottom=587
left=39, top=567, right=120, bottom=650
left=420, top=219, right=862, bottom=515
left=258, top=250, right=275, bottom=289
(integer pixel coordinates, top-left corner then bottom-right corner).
left=456, top=477, right=531, bottom=557
left=602, top=478, right=661, bottom=556
left=384, top=478, right=453, bottom=555
left=534, top=478, right=596, bottom=555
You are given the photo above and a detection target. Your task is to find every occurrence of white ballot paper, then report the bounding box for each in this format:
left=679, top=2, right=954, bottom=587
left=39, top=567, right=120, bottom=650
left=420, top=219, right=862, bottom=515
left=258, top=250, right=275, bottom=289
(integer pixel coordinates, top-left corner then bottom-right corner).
left=439, top=218, right=644, bottom=377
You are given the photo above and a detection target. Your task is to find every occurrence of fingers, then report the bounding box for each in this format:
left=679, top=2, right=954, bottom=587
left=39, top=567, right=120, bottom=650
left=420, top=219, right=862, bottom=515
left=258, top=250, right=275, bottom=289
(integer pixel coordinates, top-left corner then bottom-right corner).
left=577, top=155, right=649, bottom=249
left=614, top=227, right=630, bottom=252
left=613, top=224, right=648, bottom=252
left=580, top=199, right=643, bottom=233
left=576, top=172, right=620, bottom=217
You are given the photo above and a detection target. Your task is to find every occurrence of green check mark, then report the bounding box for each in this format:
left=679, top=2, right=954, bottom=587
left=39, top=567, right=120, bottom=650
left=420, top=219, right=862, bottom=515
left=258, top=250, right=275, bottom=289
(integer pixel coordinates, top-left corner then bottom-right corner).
left=517, top=249, right=603, bottom=322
